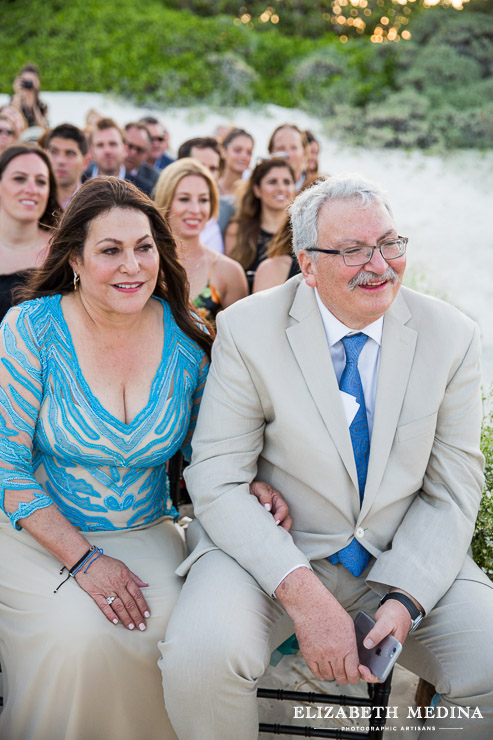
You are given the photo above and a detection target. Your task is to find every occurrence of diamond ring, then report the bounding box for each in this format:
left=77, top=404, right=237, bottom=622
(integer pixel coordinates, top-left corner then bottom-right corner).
left=106, top=596, right=116, bottom=606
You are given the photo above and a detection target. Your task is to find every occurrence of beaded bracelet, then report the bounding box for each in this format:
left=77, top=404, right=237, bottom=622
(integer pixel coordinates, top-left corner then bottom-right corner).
left=53, top=545, right=104, bottom=593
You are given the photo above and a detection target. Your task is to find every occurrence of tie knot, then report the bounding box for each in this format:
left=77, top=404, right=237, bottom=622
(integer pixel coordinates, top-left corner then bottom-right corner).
left=341, top=333, right=368, bottom=364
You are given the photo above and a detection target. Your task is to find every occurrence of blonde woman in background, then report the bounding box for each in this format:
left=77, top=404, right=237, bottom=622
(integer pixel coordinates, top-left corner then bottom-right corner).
left=155, top=158, right=248, bottom=324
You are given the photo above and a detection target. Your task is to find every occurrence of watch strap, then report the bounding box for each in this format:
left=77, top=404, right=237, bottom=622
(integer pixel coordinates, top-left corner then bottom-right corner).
left=380, top=592, right=422, bottom=620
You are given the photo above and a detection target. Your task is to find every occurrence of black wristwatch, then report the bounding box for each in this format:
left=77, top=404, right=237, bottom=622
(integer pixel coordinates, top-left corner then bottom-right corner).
left=380, top=592, right=424, bottom=633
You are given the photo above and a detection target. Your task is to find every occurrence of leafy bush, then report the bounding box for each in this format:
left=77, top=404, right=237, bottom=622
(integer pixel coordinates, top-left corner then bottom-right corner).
left=1, top=0, right=492, bottom=150
left=401, top=45, right=482, bottom=92
left=473, top=389, right=493, bottom=580
left=204, top=53, right=259, bottom=106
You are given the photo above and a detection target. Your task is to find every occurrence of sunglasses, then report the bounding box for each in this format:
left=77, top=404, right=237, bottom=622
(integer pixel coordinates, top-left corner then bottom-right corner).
left=0, top=127, right=15, bottom=136
left=126, top=143, right=147, bottom=155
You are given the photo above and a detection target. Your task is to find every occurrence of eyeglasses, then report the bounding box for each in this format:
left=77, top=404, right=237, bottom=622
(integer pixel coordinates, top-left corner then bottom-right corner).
left=0, top=127, right=15, bottom=136
left=151, top=136, right=165, bottom=143
left=305, top=236, right=408, bottom=266
left=126, top=143, right=147, bottom=154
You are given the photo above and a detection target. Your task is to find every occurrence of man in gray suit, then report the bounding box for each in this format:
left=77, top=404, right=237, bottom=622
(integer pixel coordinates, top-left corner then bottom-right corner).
left=161, top=174, right=493, bottom=739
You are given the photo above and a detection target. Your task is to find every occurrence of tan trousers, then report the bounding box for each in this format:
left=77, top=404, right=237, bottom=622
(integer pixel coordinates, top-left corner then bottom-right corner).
left=160, top=547, right=493, bottom=740
left=0, top=518, right=184, bottom=740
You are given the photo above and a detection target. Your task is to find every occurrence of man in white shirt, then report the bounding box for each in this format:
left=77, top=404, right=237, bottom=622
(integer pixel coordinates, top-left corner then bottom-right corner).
left=161, top=174, right=493, bottom=739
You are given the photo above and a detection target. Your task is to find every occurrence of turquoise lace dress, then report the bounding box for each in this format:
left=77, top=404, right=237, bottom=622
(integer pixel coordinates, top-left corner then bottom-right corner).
left=0, top=294, right=208, bottom=532
left=0, top=294, right=209, bottom=740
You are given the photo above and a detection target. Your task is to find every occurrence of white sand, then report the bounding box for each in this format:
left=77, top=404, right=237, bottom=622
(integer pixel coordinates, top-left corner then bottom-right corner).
left=4, top=91, right=491, bottom=384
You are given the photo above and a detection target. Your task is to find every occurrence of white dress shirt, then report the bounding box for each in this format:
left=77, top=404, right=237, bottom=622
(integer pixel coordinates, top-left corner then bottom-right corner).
left=201, top=218, right=224, bottom=254
left=274, top=288, right=384, bottom=594
left=314, top=288, right=383, bottom=438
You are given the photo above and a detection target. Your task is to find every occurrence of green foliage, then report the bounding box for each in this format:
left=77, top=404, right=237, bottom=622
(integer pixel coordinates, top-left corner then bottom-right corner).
left=473, top=389, right=493, bottom=580
left=0, top=0, right=254, bottom=102
left=322, top=10, right=493, bottom=150
left=1, top=0, right=492, bottom=150
left=164, top=0, right=430, bottom=41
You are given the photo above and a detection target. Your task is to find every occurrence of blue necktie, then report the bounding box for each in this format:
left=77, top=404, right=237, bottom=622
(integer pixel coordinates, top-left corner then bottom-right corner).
left=329, top=333, right=371, bottom=577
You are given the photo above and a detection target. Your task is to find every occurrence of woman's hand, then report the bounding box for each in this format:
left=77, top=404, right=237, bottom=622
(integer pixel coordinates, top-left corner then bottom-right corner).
left=75, top=554, right=150, bottom=631
left=249, top=480, right=292, bottom=531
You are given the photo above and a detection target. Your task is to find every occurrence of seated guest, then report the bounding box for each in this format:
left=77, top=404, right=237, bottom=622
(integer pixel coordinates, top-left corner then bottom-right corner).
left=10, top=63, right=49, bottom=129
left=252, top=213, right=301, bottom=293
left=44, top=123, right=89, bottom=209
left=0, top=144, right=60, bottom=322
left=0, top=176, right=277, bottom=740
left=140, top=116, right=175, bottom=171
left=178, top=136, right=226, bottom=253
left=84, top=118, right=154, bottom=197
left=155, top=158, right=248, bottom=324
left=83, top=107, right=103, bottom=143
left=225, top=158, right=296, bottom=290
left=84, top=117, right=127, bottom=179
left=0, top=103, right=28, bottom=139
left=0, top=113, right=18, bottom=155
left=0, top=176, right=210, bottom=740
left=217, top=128, right=254, bottom=197
left=268, top=123, right=315, bottom=191
left=124, top=121, right=159, bottom=196
left=177, top=136, right=221, bottom=181
left=161, top=174, right=493, bottom=739
left=305, top=129, right=320, bottom=177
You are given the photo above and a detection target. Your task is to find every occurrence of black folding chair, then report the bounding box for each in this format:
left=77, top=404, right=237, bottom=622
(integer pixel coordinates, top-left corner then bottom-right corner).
left=258, top=668, right=394, bottom=739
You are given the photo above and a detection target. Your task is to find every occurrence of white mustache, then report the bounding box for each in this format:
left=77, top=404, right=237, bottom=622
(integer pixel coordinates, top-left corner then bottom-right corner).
left=348, top=267, right=399, bottom=291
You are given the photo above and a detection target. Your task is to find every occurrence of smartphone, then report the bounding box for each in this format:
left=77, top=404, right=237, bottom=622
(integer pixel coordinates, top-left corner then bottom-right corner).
left=354, top=611, right=402, bottom=682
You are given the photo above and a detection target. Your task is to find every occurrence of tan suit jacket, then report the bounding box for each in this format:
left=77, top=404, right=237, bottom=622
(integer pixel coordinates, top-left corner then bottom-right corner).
left=181, top=277, right=485, bottom=613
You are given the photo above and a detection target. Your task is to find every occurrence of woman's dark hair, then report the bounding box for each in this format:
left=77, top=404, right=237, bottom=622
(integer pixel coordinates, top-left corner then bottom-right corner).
left=18, top=177, right=213, bottom=357
left=229, top=158, right=295, bottom=270
left=19, top=63, right=41, bottom=79
left=220, top=127, right=253, bottom=151
left=0, top=144, right=61, bottom=229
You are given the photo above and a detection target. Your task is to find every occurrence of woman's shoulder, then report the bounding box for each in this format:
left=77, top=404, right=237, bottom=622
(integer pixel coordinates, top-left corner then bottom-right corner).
left=253, top=255, right=292, bottom=293
left=214, top=252, right=246, bottom=278
left=3, top=295, right=60, bottom=328
left=153, top=295, right=207, bottom=359
left=1, top=296, right=62, bottom=363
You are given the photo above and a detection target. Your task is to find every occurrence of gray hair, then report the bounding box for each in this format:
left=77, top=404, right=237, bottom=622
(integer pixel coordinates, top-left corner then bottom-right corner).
left=288, top=173, right=393, bottom=258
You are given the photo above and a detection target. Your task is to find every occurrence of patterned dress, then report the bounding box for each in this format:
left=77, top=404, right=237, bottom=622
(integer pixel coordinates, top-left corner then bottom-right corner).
left=193, top=253, right=223, bottom=325
left=0, top=294, right=208, bottom=740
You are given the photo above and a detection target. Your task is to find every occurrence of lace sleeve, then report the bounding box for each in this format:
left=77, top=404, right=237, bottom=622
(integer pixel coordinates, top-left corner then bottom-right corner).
left=0, top=307, right=54, bottom=529
left=180, top=353, right=209, bottom=463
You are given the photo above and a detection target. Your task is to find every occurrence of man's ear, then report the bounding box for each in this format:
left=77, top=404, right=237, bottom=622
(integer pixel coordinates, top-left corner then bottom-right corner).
left=298, top=250, right=317, bottom=288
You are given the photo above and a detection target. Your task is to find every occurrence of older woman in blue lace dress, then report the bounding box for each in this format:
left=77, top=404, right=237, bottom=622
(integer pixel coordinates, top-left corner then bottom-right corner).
left=0, top=177, right=282, bottom=740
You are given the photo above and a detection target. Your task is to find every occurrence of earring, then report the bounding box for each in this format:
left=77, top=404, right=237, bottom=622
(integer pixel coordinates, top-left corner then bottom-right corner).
left=73, top=272, right=80, bottom=291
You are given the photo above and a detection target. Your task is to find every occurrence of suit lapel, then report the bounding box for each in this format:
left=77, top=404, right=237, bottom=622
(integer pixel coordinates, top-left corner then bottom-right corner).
left=286, top=281, right=359, bottom=491
left=360, top=290, right=417, bottom=518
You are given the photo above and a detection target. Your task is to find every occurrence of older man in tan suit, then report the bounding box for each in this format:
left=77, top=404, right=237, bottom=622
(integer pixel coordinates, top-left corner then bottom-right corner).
left=160, top=174, right=493, bottom=739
